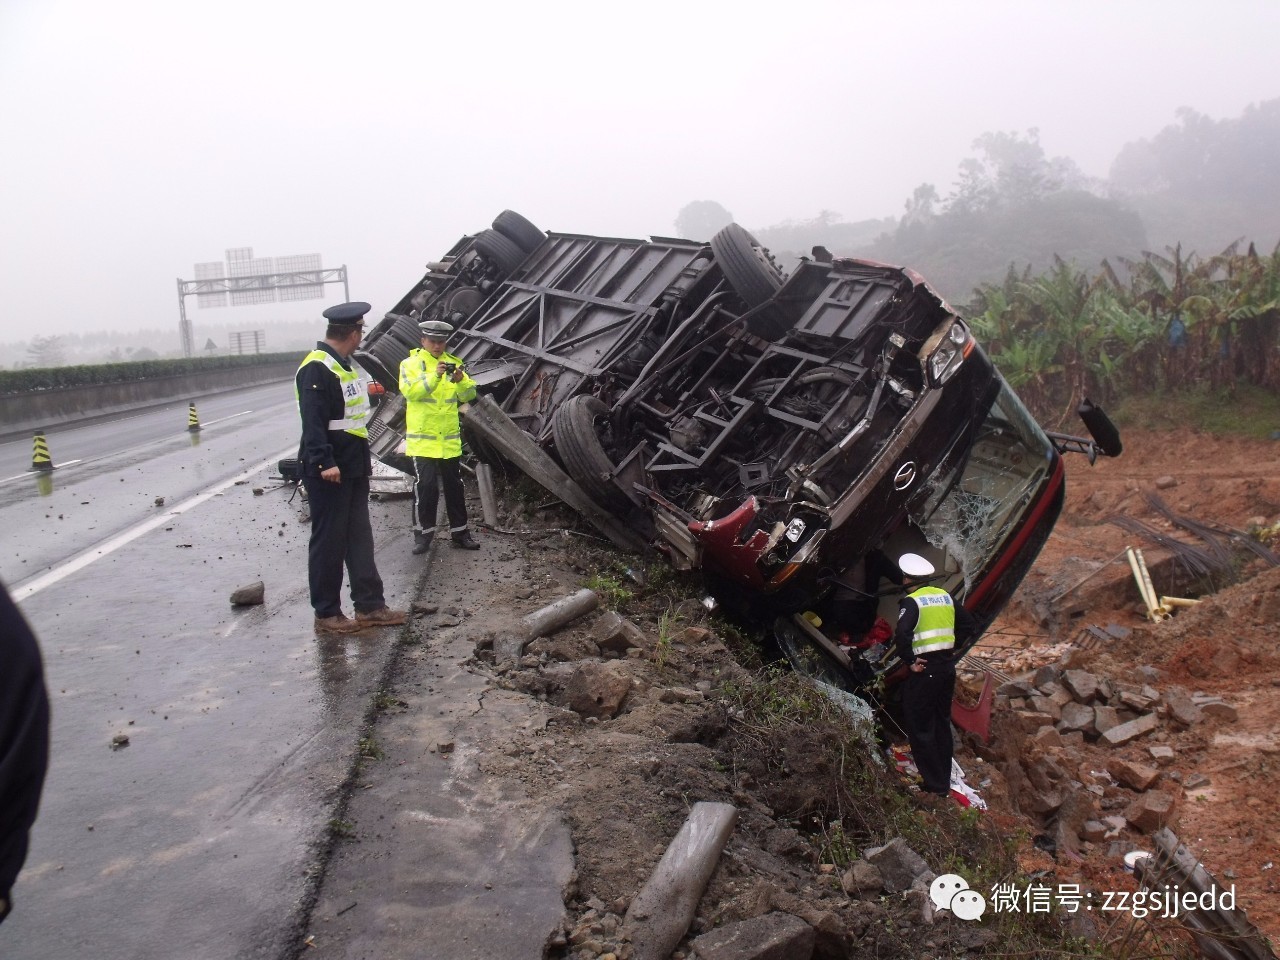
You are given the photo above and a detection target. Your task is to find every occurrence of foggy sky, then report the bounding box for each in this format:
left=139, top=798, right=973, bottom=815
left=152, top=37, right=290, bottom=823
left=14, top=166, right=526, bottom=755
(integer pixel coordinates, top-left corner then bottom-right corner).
left=2, top=0, right=1277, bottom=343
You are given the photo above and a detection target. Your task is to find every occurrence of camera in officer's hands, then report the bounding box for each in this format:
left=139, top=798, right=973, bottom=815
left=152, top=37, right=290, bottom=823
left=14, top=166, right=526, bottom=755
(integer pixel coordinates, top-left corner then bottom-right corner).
left=441, top=362, right=458, bottom=375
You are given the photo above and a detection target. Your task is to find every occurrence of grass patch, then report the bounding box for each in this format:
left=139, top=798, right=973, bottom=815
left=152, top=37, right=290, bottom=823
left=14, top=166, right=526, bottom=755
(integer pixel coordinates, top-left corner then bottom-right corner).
left=584, top=572, right=632, bottom=609
left=567, top=538, right=707, bottom=619
left=372, top=692, right=405, bottom=712
left=1111, top=384, right=1280, bottom=439
left=652, top=604, right=687, bottom=667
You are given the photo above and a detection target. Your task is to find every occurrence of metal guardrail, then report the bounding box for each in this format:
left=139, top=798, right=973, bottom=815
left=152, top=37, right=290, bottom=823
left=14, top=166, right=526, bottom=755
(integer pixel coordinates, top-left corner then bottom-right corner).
left=1139, top=828, right=1276, bottom=960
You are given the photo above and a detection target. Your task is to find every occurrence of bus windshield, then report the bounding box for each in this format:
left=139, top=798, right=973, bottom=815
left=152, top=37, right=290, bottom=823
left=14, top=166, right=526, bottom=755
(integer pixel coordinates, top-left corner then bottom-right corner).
left=910, top=382, right=1054, bottom=596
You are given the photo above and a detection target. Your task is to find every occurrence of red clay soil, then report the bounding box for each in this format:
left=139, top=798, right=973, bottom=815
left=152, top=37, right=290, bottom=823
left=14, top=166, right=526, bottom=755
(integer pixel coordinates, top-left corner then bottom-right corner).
left=979, top=427, right=1280, bottom=939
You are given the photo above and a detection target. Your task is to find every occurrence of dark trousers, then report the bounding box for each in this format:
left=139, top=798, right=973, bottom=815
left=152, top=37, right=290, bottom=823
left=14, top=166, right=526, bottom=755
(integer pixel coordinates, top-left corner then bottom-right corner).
left=412, top=456, right=468, bottom=536
left=303, top=475, right=385, bottom=618
left=902, top=658, right=956, bottom=795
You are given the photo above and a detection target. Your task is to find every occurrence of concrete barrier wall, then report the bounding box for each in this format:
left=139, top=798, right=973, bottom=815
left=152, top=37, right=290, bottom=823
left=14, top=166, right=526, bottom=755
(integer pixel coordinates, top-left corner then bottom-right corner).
left=0, top=361, right=298, bottom=436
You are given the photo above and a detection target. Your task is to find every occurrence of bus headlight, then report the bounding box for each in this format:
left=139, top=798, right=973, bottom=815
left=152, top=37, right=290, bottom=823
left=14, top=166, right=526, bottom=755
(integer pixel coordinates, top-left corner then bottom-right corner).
left=926, top=321, right=972, bottom=386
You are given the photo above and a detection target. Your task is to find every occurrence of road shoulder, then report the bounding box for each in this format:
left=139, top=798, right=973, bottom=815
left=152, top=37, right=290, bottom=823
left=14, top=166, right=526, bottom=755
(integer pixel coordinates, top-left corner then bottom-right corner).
left=304, top=530, right=575, bottom=959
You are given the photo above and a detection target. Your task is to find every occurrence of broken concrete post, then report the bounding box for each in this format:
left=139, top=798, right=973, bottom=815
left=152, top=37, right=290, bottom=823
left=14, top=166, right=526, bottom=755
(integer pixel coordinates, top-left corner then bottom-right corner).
left=624, top=801, right=738, bottom=960
left=521, top=588, right=600, bottom=640
left=475, top=461, right=500, bottom=527
left=463, top=396, right=648, bottom=552
left=493, top=632, right=527, bottom=664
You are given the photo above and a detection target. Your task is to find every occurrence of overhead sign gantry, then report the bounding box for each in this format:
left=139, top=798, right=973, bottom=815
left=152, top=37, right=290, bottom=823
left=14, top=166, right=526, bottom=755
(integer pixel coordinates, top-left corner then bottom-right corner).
left=176, top=248, right=349, bottom=357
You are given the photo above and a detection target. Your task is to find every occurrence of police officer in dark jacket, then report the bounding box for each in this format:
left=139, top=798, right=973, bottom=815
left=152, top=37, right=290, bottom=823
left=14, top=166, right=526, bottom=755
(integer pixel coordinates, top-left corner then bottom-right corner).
left=0, top=581, right=50, bottom=925
left=296, top=302, right=406, bottom=634
left=892, top=553, right=978, bottom=796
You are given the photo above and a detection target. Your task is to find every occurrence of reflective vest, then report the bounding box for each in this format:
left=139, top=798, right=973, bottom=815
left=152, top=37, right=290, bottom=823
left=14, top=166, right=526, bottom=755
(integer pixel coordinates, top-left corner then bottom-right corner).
left=908, top=586, right=956, bottom=655
left=296, top=349, right=370, bottom=438
left=399, top=348, right=477, bottom=458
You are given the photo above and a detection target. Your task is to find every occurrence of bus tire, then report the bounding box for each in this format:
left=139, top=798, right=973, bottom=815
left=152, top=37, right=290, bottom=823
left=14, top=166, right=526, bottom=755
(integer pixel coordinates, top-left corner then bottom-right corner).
left=552, top=394, right=632, bottom=513
left=474, top=228, right=525, bottom=275
left=492, top=210, right=545, bottom=254
left=710, top=223, right=785, bottom=308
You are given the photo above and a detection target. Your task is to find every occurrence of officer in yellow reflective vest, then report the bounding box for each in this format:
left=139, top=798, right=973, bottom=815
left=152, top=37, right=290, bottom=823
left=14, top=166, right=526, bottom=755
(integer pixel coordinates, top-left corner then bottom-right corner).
left=892, top=553, right=978, bottom=797
left=296, top=302, right=406, bottom=633
left=399, top=320, right=480, bottom=554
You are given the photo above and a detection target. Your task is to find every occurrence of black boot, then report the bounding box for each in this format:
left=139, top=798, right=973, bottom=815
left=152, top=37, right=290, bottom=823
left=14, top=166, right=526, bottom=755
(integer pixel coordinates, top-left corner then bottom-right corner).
left=451, top=531, right=480, bottom=550
left=412, top=530, right=434, bottom=555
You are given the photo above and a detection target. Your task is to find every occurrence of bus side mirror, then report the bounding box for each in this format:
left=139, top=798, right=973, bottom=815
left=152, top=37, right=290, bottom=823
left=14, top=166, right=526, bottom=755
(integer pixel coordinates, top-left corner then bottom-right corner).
left=1077, top=398, right=1122, bottom=458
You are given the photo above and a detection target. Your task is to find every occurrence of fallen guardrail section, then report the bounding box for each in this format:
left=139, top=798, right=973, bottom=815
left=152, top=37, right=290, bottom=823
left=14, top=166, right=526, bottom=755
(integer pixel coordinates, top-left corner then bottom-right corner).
left=1139, top=827, right=1276, bottom=960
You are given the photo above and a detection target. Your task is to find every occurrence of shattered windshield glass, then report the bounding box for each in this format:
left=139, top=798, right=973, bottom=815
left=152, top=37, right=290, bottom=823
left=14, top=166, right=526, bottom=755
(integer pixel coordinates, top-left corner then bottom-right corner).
left=911, top=383, right=1053, bottom=596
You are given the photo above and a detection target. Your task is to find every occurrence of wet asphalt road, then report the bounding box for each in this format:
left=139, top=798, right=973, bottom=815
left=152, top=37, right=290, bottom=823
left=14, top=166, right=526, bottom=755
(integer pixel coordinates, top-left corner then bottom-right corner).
left=0, top=383, right=424, bottom=959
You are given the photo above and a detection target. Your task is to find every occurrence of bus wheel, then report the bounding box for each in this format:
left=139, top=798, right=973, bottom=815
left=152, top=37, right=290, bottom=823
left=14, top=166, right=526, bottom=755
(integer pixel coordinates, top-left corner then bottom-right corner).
left=492, top=210, right=545, bottom=254
left=474, top=228, right=525, bottom=275
left=552, top=395, right=632, bottom=513
left=711, top=223, right=786, bottom=308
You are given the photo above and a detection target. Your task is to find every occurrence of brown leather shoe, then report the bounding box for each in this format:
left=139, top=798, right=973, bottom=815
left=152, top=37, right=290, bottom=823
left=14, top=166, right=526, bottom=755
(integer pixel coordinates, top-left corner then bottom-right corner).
left=355, top=606, right=408, bottom=627
left=314, top=613, right=371, bottom=634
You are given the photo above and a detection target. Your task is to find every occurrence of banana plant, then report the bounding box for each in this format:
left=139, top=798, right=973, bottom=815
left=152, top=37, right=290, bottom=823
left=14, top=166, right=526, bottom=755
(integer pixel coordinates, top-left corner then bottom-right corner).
left=1014, top=257, right=1112, bottom=424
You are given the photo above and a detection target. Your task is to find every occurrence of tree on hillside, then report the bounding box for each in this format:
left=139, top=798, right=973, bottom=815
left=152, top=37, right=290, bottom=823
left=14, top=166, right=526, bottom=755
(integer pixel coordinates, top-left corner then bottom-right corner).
left=1109, top=100, right=1280, bottom=251
left=1111, top=107, right=1221, bottom=196
left=675, top=200, right=734, bottom=240
left=947, top=129, right=1089, bottom=214
left=902, top=184, right=940, bottom=226
left=27, top=335, right=66, bottom=368
left=858, top=130, right=1141, bottom=303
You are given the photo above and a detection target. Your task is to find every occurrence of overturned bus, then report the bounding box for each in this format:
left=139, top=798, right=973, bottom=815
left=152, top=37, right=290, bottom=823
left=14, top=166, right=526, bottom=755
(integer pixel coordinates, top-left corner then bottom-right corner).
left=357, top=211, right=1120, bottom=694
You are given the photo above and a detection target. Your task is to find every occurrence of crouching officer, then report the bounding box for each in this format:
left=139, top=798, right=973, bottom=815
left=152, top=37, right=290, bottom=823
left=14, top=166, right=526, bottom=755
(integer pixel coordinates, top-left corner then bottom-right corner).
left=399, top=319, right=480, bottom=554
left=296, top=302, right=407, bottom=633
left=893, top=553, right=978, bottom=796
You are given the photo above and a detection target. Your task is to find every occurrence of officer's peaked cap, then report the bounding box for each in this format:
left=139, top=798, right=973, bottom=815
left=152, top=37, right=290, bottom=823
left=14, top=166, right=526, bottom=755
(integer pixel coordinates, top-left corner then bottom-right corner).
left=419, top=319, right=454, bottom=338
left=322, top=301, right=372, bottom=325
left=898, top=553, right=936, bottom=577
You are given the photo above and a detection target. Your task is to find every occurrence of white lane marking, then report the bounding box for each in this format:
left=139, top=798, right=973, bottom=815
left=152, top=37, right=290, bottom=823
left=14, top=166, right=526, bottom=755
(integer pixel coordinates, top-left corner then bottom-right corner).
left=11, top=445, right=296, bottom=604
left=0, top=389, right=289, bottom=450
left=200, top=410, right=254, bottom=427
left=3, top=404, right=283, bottom=484
left=0, top=460, right=85, bottom=486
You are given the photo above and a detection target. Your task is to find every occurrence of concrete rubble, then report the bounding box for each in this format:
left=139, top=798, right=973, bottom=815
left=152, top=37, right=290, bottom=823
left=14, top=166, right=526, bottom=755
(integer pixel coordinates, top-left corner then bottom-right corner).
left=983, top=633, right=1248, bottom=866
left=861, top=838, right=933, bottom=894
left=229, top=580, right=265, bottom=606
left=562, top=660, right=634, bottom=719
left=689, top=911, right=816, bottom=960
